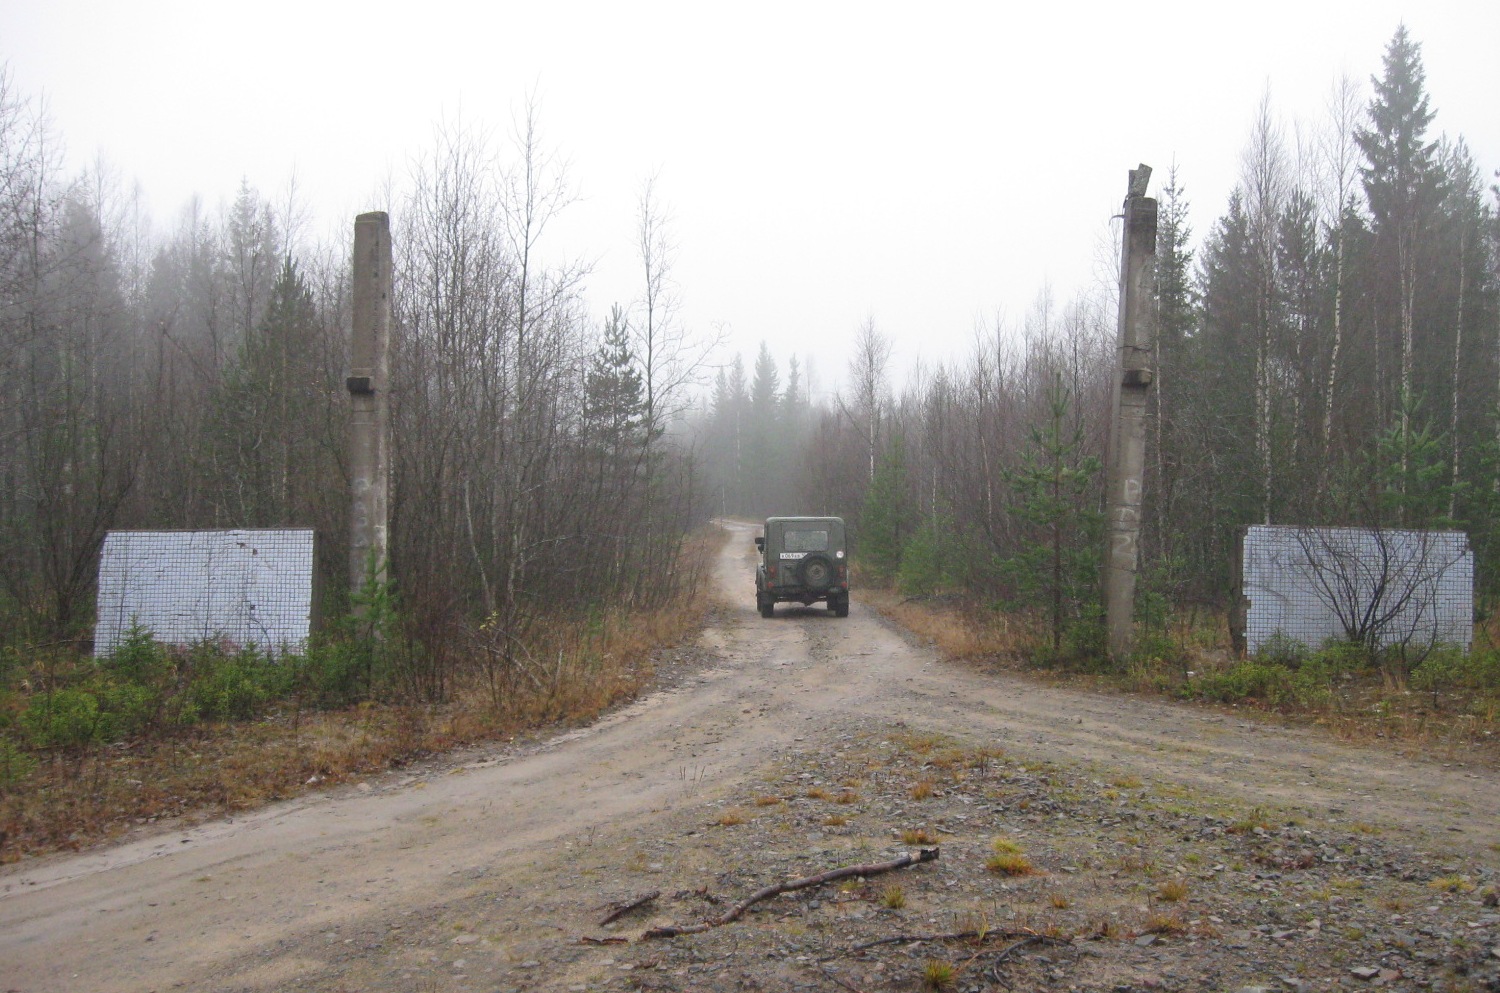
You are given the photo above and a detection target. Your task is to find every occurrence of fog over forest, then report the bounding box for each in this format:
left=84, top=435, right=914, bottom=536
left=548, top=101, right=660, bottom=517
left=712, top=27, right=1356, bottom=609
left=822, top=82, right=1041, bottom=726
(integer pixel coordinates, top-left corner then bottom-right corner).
left=1, top=20, right=1497, bottom=666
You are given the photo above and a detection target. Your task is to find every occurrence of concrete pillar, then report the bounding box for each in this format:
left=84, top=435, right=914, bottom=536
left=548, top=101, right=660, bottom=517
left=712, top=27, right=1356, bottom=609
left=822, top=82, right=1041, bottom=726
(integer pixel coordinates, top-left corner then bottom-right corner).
left=1104, top=166, right=1157, bottom=663
left=349, top=211, right=392, bottom=595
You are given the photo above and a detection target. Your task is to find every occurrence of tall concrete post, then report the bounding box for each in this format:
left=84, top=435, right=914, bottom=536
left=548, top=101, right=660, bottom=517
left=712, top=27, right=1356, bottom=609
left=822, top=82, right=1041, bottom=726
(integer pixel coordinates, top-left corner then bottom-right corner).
left=349, top=211, right=392, bottom=597
left=1104, top=166, right=1157, bottom=663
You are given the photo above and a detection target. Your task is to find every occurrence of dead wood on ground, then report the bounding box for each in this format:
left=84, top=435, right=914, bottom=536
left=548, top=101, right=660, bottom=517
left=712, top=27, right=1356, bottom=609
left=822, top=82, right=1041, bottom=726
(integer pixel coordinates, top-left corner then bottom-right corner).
left=598, top=889, right=660, bottom=926
left=640, top=848, right=939, bottom=941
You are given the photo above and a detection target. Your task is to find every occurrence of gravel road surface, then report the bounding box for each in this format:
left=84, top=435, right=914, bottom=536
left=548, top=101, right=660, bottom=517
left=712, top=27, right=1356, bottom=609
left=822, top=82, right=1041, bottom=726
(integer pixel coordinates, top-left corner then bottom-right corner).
left=2, top=521, right=1496, bottom=992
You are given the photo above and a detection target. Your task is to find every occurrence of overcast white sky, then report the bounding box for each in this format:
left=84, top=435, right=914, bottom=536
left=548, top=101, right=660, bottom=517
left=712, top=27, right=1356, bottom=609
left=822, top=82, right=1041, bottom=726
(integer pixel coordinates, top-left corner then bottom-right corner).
left=3, top=1, right=1497, bottom=399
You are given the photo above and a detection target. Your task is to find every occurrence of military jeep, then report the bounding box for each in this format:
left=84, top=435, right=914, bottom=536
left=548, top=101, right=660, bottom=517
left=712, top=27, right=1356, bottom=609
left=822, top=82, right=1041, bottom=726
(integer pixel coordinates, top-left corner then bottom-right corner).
left=754, top=516, right=849, bottom=618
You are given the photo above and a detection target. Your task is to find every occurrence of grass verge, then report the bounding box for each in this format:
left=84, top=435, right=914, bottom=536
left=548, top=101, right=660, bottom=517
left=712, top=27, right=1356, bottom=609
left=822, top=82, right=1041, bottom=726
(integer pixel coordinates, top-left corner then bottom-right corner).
left=0, top=531, right=723, bottom=862
left=866, top=588, right=1500, bottom=761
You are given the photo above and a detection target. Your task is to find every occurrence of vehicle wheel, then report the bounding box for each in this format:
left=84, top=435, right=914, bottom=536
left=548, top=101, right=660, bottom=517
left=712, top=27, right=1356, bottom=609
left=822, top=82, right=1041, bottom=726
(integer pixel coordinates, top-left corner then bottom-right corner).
left=799, top=554, right=834, bottom=592
left=832, top=595, right=849, bottom=618
left=759, top=598, right=774, bottom=618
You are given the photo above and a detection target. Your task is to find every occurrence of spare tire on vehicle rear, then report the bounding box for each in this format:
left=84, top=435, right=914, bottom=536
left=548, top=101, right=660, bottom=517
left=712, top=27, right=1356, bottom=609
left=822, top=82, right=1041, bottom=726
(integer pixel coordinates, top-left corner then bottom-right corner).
left=799, top=554, right=834, bottom=591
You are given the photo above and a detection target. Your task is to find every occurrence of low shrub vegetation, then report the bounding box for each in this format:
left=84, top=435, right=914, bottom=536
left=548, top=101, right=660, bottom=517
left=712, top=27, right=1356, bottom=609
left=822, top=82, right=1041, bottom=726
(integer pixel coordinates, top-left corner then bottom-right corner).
left=865, top=587, right=1500, bottom=752
left=0, top=568, right=709, bottom=861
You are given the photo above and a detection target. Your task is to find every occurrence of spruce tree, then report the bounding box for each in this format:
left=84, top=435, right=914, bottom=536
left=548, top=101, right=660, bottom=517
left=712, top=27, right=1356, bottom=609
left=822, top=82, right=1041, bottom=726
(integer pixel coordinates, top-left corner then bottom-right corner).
left=708, top=355, right=749, bottom=515
left=1190, top=191, right=1262, bottom=576
left=1358, top=26, right=1440, bottom=237
left=581, top=304, right=648, bottom=473
left=1147, top=169, right=1196, bottom=574
left=1357, top=24, right=1445, bottom=449
left=1371, top=393, right=1455, bottom=529
left=746, top=342, right=781, bottom=515
left=205, top=258, right=321, bottom=526
left=859, top=435, right=909, bottom=582
left=1002, top=373, right=1103, bottom=655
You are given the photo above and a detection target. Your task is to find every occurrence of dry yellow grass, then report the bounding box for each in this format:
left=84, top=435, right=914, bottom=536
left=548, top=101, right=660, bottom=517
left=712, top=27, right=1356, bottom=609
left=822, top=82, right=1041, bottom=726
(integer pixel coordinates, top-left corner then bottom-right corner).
left=1142, top=911, right=1188, bottom=935
left=867, top=589, right=1039, bottom=663
left=965, top=746, right=1005, bottom=769
left=928, top=748, right=969, bottom=769
left=872, top=584, right=1500, bottom=754
left=1429, top=874, right=1475, bottom=893
left=892, top=731, right=945, bottom=754
left=985, top=852, right=1037, bottom=876
left=0, top=532, right=721, bottom=863
left=922, top=958, right=955, bottom=988
left=1157, top=879, right=1190, bottom=902
left=901, top=828, right=940, bottom=845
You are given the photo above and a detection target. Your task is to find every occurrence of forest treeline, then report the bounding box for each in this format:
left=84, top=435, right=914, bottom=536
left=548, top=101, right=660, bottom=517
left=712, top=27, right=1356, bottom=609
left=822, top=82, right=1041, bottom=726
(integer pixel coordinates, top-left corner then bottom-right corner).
left=0, top=76, right=708, bottom=677
left=1, top=25, right=1497, bottom=675
left=694, top=26, right=1499, bottom=651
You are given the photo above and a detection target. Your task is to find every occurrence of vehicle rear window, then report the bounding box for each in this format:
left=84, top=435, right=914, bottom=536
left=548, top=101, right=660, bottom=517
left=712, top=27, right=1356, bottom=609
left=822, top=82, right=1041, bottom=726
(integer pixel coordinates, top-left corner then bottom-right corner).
left=784, top=529, right=829, bottom=552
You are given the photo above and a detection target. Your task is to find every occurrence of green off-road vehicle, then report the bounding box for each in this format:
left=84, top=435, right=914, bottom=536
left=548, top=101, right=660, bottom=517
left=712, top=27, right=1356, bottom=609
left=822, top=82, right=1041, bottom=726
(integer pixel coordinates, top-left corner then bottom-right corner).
left=754, top=516, right=849, bottom=618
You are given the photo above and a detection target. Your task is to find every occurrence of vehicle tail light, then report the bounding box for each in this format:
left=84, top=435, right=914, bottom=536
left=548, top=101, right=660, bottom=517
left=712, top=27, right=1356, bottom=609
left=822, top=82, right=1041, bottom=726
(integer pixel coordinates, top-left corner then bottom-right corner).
left=768, top=564, right=777, bottom=580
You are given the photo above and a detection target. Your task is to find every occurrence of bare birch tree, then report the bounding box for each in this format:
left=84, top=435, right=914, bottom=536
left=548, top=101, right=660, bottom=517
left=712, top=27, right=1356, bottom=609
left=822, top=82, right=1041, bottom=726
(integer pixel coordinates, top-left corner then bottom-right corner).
left=1314, top=73, right=1364, bottom=491
left=1241, top=88, right=1290, bottom=524
left=840, top=316, right=893, bottom=485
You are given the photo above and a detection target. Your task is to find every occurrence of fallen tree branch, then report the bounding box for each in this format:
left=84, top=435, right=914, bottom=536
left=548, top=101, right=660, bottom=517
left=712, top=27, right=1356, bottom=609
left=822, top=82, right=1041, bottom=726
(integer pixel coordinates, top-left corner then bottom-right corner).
left=640, top=848, right=939, bottom=940
left=598, top=889, right=660, bottom=926
left=984, top=933, right=1042, bottom=968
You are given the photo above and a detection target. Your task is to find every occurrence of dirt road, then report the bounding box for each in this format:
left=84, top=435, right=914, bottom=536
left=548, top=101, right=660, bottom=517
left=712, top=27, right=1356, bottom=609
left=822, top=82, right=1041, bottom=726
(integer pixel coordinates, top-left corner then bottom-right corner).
left=2, top=521, right=1496, bottom=992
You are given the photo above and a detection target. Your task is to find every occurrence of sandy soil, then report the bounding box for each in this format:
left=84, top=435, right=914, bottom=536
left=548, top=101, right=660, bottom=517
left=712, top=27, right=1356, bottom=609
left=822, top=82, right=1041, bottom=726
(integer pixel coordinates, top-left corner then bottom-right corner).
left=2, top=520, right=1496, bottom=992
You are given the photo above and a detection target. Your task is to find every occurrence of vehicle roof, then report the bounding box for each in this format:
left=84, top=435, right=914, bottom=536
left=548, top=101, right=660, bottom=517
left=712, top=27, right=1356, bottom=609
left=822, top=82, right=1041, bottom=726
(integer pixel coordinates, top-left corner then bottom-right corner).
left=764, top=516, right=843, bottom=524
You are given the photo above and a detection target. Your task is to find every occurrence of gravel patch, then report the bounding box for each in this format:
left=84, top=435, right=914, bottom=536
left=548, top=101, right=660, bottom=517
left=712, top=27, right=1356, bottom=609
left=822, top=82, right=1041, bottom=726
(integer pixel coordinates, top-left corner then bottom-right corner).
left=222, top=718, right=1500, bottom=993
